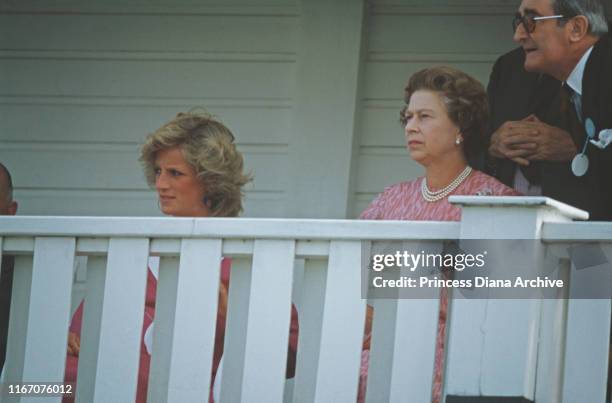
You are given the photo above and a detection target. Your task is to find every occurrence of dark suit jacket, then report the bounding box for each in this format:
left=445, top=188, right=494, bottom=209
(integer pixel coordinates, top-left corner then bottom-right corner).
left=0, top=255, right=14, bottom=370
left=486, top=38, right=612, bottom=221
left=582, top=35, right=612, bottom=219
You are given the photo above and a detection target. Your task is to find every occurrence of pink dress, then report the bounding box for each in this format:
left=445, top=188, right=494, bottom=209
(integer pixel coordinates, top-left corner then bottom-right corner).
left=358, top=170, right=520, bottom=403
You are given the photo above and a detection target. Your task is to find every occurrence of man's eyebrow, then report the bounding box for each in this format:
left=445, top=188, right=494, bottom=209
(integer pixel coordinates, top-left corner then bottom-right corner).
left=522, top=7, right=540, bottom=16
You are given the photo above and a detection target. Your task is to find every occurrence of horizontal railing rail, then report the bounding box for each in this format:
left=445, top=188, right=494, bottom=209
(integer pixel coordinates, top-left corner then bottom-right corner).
left=0, top=197, right=610, bottom=403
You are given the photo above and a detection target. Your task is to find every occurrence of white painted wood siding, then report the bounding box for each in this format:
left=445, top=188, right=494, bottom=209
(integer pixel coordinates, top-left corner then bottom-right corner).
left=0, top=0, right=298, bottom=217
left=2, top=0, right=611, bottom=218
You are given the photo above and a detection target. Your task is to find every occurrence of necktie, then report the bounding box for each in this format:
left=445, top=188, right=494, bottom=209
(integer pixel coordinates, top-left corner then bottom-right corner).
left=565, top=84, right=583, bottom=123
left=562, top=84, right=586, bottom=148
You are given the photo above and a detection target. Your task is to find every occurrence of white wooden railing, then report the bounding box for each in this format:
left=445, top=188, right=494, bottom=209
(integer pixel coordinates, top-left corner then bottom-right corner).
left=0, top=197, right=610, bottom=403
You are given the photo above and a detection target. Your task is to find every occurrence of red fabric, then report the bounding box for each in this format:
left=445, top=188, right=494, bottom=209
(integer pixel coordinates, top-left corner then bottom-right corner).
left=63, top=258, right=299, bottom=403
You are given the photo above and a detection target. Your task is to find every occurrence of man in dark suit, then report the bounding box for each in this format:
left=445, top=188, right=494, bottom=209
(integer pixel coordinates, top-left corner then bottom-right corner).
left=486, top=0, right=612, bottom=220
left=0, top=162, right=18, bottom=370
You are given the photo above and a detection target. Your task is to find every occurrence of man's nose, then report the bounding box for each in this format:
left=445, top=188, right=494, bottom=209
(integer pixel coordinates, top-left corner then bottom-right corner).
left=513, top=22, right=528, bottom=43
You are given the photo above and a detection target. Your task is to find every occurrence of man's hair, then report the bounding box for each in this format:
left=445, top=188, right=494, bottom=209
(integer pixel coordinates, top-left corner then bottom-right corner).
left=551, top=0, right=609, bottom=35
left=0, top=162, right=13, bottom=202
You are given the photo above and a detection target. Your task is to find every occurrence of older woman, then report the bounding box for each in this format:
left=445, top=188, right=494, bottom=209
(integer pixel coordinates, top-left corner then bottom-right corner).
left=65, top=111, right=298, bottom=402
left=359, top=67, right=520, bottom=402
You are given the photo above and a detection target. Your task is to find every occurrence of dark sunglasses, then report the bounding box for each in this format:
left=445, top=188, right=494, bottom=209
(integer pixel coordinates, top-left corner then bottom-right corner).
left=512, top=12, right=565, bottom=33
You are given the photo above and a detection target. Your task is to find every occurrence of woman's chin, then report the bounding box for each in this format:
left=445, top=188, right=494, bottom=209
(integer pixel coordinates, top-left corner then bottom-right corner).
left=408, top=150, right=426, bottom=164
left=159, top=205, right=175, bottom=216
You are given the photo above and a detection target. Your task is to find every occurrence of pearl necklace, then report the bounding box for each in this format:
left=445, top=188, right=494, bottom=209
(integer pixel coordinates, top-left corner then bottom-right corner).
left=421, top=166, right=472, bottom=202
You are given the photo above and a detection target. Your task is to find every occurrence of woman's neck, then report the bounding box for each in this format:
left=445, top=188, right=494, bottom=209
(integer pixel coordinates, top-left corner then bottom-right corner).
left=425, top=158, right=469, bottom=190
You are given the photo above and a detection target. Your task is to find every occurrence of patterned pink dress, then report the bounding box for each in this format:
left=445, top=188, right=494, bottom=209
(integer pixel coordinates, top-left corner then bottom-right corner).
left=358, top=169, right=520, bottom=403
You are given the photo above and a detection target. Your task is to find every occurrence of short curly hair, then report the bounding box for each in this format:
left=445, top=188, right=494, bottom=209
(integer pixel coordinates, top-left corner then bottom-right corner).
left=140, top=111, right=252, bottom=217
left=403, top=66, right=489, bottom=160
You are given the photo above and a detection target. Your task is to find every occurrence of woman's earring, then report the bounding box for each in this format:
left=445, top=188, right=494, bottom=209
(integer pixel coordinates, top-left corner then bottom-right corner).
left=455, top=137, right=462, bottom=145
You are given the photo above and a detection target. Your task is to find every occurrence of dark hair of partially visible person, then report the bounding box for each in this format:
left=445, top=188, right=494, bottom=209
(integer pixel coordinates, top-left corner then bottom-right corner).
left=402, top=66, right=489, bottom=161
left=0, top=162, right=13, bottom=202
left=140, top=110, right=252, bottom=217
left=551, top=0, right=608, bottom=36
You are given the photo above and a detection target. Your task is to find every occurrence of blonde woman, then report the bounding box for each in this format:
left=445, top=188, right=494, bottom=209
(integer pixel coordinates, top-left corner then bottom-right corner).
left=65, top=112, right=298, bottom=402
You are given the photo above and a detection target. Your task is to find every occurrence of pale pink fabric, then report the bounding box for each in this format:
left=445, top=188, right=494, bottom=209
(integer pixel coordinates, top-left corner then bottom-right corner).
left=357, top=170, right=520, bottom=403
left=360, top=170, right=519, bottom=222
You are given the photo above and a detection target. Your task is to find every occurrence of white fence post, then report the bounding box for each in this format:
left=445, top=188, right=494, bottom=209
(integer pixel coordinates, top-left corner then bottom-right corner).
left=445, top=196, right=587, bottom=402
left=560, top=245, right=612, bottom=403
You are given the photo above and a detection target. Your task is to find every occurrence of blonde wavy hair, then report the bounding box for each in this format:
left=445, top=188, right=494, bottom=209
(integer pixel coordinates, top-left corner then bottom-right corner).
left=140, top=111, right=252, bottom=217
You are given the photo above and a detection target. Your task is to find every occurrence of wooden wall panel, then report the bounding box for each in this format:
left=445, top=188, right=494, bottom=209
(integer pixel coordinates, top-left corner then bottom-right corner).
left=0, top=15, right=297, bottom=53
left=0, top=2, right=296, bottom=217
left=3, top=0, right=610, bottom=218
left=0, top=144, right=286, bottom=191
left=0, top=100, right=291, bottom=144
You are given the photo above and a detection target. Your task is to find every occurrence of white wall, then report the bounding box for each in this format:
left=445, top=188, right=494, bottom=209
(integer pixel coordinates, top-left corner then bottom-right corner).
left=2, top=0, right=610, bottom=218
left=0, top=0, right=299, bottom=217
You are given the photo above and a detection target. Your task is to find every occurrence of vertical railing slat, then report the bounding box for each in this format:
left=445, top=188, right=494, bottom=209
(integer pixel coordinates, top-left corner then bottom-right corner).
left=365, top=240, right=442, bottom=403
left=313, top=241, right=366, bottom=403
left=535, top=298, right=567, bottom=403
left=3, top=256, right=33, bottom=387
left=150, top=239, right=222, bottom=402
left=240, top=239, right=295, bottom=403
left=75, top=256, right=107, bottom=403
left=292, top=258, right=328, bottom=403
left=534, top=257, right=569, bottom=403
left=147, top=256, right=179, bottom=402
left=21, top=238, right=75, bottom=400
left=366, top=298, right=440, bottom=403
left=220, top=257, right=252, bottom=403
left=91, top=238, right=149, bottom=403
left=562, top=300, right=611, bottom=403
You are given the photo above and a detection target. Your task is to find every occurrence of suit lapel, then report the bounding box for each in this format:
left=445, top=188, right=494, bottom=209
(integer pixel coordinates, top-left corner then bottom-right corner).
left=582, top=35, right=612, bottom=134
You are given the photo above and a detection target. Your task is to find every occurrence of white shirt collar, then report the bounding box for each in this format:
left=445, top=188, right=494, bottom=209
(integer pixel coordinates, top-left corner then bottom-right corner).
left=565, top=46, right=594, bottom=96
